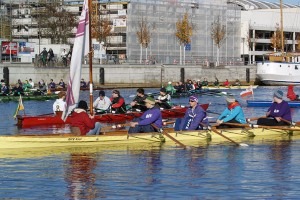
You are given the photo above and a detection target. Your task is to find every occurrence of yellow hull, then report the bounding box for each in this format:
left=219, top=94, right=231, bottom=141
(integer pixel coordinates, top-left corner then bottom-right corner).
left=204, top=85, right=258, bottom=90
left=0, top=127, right=298, bottom=150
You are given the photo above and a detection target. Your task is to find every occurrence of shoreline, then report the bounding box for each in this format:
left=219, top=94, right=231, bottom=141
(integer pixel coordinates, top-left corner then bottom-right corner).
left=0, top=63, right=258, bottom=88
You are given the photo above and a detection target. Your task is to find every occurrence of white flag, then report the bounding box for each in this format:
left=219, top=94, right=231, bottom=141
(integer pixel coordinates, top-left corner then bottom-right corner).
left=62, top=0, right=89, bottom=121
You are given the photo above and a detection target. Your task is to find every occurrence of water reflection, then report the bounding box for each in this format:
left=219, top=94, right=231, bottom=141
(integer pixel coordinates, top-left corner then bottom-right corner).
left=186, top=147, right=208, bottom=179
left=127, top=144, right=164, bottom=185
left=268, top=140, right=292, bottom=197
left=64, top=153, right=98, bottom=200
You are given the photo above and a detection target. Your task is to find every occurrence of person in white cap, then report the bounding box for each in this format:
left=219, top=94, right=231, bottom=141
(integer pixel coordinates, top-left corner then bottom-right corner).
left=257, top=90, right=291, bottom=126
left=216, top=96, right=246, bottom=128
left=174, top=95, right=208, bottom=131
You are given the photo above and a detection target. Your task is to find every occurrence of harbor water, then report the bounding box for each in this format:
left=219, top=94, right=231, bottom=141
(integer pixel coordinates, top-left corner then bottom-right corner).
left=1, top=86, right=300, bottom=199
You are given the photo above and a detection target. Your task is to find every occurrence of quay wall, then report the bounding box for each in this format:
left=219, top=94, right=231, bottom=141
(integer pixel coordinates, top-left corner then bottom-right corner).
left=0, top=63, right=257, bottom=87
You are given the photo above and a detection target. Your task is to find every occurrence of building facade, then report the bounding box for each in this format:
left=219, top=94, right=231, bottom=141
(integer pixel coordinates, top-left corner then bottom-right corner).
left=2, top=0, right=300, bottom=65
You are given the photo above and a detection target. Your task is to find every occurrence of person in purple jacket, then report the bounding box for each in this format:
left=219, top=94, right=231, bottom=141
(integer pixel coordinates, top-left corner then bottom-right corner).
left=174, top=95, right=208, bottom=131
left=257, top=90, right=292, bottom=126
left=128, top=96, right=162, bottom=133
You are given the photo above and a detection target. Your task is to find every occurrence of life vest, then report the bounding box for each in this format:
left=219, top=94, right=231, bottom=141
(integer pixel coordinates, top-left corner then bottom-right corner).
left=227, top=102, right=240, bottom=110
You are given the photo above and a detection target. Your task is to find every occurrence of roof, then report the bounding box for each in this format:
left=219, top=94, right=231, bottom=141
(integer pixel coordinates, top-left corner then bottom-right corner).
left=228, top=0, right=300, bottom=10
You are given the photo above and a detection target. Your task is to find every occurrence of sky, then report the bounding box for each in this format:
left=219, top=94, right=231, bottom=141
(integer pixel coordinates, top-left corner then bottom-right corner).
left=267, top=0, right=300, bottom=5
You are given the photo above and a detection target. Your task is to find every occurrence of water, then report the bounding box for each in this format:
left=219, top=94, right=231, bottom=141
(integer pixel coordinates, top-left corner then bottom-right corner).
left=1, top=86, right=300, bottom=199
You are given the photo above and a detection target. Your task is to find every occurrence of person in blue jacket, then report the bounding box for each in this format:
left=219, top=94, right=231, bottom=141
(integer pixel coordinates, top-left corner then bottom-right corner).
left=128, top=96, right=162, bottom=133
left=174, top=95, right=208, bottom=131
left=216, top=96, right=246, bottom=128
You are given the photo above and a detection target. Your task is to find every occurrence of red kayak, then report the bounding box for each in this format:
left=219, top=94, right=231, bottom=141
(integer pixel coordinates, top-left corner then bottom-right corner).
left=16, top=103, right=209, bottom=128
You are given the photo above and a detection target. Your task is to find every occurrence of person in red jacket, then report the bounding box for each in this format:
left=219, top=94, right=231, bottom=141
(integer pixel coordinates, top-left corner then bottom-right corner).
left=287, top=85, right=300, bottom=101
left=110, top=90, right=126, bottom=113
left=70, top=100, right=101, bottom=135
left=223, top=79, right=230, bottom=87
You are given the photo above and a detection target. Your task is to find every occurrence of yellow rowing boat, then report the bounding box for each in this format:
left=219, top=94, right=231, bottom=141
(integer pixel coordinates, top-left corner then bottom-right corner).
left=204, top=85, right=258, bottom=90
left=1, top=126, right=299, bottom=150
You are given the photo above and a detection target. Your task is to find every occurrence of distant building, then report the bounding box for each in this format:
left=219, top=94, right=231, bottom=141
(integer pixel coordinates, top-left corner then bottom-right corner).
left=1, top=0, right=300, bottom=65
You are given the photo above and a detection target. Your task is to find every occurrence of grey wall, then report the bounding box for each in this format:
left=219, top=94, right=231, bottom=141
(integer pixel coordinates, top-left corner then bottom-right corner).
left=0, top=63, right=256, bottom=87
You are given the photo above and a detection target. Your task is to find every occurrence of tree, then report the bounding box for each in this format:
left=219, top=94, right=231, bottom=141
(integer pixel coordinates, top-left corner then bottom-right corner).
left=175, top=12, right=193, bottom=65
left=211, top=16, right=226, bottom=67
left=92, top=17, right=111, bottom=44
left=296, top=33, right=300, bottom=52
left=91, top=2, right=111, bottom=43
left=136, top=17, right=151, bottom=64
left=0, top=16, right=10, bottom=39
left=32, top=0, right=77, bottom=44
left=270, top=23, right=285, bottom=52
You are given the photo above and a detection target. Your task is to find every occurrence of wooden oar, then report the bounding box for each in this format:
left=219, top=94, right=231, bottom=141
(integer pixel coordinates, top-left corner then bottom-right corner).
left=222, top=122, right=300, bottom=131
left=279, top=118, right=299, bottom=127
left=210, top=126, right=249, bottom=146
left=246, top=116, right=265, bottom=123
left=151, top=124, right=187, bottom=149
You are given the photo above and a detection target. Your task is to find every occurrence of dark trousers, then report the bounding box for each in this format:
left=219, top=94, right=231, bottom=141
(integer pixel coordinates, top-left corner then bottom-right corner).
left=174, top=118, right=199, bottom=131
left=257, top=118, right=289, bottom=126
left=217, top=119, right=241, bottom=129
left=128, top=118, right=157, bottom=133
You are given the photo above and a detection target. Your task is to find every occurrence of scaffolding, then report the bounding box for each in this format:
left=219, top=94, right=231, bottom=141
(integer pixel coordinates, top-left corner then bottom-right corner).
left=126, top=0, right=241, bottom=65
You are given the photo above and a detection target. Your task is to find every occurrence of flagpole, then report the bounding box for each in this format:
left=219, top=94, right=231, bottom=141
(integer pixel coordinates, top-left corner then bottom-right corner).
left=88, top=0, right=94, bottom=115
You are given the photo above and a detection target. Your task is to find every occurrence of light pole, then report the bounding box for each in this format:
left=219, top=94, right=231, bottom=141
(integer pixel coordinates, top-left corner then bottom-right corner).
left=242, top=37, right=245, bottom=65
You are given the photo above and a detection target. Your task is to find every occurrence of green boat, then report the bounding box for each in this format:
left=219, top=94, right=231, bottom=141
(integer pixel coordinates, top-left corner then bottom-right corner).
left=0, top=94, right=58, bottom=102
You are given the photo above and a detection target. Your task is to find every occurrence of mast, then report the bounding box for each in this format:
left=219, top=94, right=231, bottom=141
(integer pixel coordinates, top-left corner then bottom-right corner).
left=280, top=0, right=284, bottom=53
left=88, top=0, right=94, bottom=115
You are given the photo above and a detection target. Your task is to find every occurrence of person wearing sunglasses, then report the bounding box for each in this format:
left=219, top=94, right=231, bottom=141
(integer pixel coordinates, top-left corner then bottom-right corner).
left=174, top=95, right=208, bottom=131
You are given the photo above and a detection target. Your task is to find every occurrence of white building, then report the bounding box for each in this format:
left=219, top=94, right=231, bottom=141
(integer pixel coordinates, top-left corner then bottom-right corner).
left=230, top=0, right=300, bottom=64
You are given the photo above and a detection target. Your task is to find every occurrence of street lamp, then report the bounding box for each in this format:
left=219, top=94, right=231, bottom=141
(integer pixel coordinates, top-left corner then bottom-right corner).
left=242, top=37, right=245, bottom=65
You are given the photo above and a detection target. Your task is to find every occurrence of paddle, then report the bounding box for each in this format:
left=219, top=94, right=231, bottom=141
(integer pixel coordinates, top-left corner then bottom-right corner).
left=151, top=123, right=187, bottom=149
left=210, top=126, right=249, bottom=147
left=129, top=92, right=160, bottom=98
left=222, top=122, right=300, bottom=131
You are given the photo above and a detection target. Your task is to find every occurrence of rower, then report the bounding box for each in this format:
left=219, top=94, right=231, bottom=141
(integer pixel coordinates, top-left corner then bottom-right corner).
left=128, top=97, right=162, bottom=133
left=69, top=100, right=101, bottom=135
left=93, top=90, right=111, bottom=114
left=174, top=95, right=208, bottom=131
left=257, top=90, right=292, bottom=126
left=155, top=87, right=171, bottom=109
left=130, top=88, right=148, bottom=112
left=216, top=96, right=246, bottom=128
left=110, top=90, right=126, bottom=113
left=52, top=91, right=66, bottom=115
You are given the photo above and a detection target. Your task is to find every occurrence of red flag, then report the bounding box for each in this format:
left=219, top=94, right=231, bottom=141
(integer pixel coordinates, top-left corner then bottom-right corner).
left=240, top=86, right=253, bottom=97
